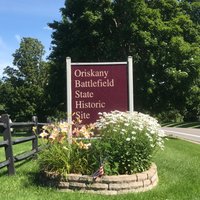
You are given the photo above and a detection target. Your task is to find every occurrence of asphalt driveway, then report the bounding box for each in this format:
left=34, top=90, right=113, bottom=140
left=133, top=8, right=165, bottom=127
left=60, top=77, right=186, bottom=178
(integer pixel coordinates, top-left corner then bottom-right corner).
left=162, top=127, right=200, bottom=144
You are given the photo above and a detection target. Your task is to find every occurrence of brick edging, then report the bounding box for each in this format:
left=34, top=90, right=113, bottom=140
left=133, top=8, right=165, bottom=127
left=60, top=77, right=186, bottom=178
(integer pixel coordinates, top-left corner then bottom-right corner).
left=43, top=163, right=158, bottom=195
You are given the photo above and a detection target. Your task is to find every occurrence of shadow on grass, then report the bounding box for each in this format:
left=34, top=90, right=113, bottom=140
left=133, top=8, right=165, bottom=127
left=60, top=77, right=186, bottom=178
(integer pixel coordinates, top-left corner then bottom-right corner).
left=27, top=171, right=60, bottom=190
left=176, top=122, right=200, bottom=128
left=0, top=168, right=9, bottom=176
left=165, top=135, right=179, bottom=140
left=15, top=157, right=35, bottom=169
left=0, top=157, right=34, bottom=176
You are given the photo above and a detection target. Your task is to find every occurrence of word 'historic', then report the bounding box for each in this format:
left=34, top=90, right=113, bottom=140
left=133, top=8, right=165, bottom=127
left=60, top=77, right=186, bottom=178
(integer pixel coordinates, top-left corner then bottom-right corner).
left=75, top=100, right=106, bottom=109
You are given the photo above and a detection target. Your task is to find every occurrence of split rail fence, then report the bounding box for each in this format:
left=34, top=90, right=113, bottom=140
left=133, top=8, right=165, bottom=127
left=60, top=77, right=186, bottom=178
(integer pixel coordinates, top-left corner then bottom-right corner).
left=0, top=114, right=46, bottom=175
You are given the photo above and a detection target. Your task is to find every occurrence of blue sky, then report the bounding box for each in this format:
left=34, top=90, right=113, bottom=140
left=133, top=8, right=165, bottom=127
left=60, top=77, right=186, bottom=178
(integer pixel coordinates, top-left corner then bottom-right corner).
left=0, top=0, right=65, bottom=77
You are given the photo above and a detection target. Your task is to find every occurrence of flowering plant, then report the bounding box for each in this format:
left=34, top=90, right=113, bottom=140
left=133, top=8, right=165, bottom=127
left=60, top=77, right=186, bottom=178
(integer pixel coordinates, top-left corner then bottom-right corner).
left=37, top=118, right=95, bottom=174
left=39, top=122, right=69, bottom=143
left=37, top=111, right=165, bottom=176
left=72, top=118, right=94, bottom=149
left=94, top=110, right=165, bottom=174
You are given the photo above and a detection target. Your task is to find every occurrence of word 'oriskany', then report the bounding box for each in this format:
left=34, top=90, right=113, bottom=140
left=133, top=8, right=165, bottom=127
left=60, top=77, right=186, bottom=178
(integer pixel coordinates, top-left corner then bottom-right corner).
left=74, top=69, right=109, bottom=79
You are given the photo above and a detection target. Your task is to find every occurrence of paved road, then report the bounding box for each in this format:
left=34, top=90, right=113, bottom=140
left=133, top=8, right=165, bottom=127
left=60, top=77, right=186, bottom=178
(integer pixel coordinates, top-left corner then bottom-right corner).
left=162, top=127, right=200, bottom=143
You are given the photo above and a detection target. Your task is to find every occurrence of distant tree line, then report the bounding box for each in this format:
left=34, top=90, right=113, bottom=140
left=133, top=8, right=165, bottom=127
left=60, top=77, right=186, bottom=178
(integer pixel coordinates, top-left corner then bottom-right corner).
left=0, top=38, right=49, bottom=121
left=0, top=0, right=200, bottom=122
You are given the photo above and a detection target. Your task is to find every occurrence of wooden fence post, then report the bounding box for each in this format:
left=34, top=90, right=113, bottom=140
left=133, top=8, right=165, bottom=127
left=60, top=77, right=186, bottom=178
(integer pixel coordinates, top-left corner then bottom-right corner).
left=32, top=116, right=38, bottom=153
left=1, top=114, right=15, bottom=175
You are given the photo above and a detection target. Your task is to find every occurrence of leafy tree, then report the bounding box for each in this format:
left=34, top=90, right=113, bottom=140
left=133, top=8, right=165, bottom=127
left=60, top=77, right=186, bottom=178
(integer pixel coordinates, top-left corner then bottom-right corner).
left=0, top=37, right=49, bottom=121
left=180, top=0, right=200, bottom=24
left=144, top=0, right=200, bottom=120
left=48, top=0, right=200, bottom=121
left=0, top=80, right=6, bottom=114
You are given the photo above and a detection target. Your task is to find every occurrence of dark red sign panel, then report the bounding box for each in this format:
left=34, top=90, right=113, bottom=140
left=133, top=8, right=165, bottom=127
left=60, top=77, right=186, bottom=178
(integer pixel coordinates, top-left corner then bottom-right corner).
left=71, top=64, right=128, bottom=124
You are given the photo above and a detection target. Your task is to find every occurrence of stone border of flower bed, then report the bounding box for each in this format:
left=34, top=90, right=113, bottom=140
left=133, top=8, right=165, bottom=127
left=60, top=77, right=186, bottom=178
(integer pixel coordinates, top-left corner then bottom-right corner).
left=42, top=163, right=158, bottom=195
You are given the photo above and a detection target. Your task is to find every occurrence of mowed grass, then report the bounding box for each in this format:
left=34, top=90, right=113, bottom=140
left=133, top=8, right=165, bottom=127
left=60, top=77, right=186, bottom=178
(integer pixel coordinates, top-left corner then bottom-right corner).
left=0, top=138, right=200, bottom=200
left=162, top=121, right=200, bottom=128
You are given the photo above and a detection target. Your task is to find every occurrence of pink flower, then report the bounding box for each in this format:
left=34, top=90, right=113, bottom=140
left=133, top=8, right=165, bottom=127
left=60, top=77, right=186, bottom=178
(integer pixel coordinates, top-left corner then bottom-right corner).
left=49, top=133, right=57, bottom=140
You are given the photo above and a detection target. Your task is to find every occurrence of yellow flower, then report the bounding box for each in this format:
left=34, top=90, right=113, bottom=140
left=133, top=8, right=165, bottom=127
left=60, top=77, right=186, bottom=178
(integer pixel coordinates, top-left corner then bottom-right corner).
left=83, top=143, right=91, bottom=150
left=76, top=141, right=91, bottom=150
left=32, top=126, right=37, bottom=133
left=40, top=130, right=48, bottom=138
left=59, top=122, right=69, bottom=133
left=78, top=141, right=84, bottom=149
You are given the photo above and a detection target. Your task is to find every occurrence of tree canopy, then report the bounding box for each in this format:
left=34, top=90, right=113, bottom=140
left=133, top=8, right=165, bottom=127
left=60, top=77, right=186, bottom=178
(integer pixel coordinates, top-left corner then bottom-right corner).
left=48, top=0, right=200, bottom=121
left=0, top=37, right=49, bottom=121
left=0, top=1, right=199, bottom=122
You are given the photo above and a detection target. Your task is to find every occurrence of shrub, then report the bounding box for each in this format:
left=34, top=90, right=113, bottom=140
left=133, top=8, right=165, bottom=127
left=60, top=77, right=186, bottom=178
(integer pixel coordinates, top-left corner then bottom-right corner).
left=38, top=142, right=72, bottom=174
left=94, top=111, right=165, bottom=174
left=37, top=111, right=165, bottom=176
left=156, top=110, right=184, bottom=123
left=37, top=120, right=94, bottom=175
left=37, top=122, right=71, bottom=174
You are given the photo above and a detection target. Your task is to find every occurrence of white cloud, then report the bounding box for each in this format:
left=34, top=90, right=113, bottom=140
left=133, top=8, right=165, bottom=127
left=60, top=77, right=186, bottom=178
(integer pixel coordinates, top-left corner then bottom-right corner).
left=15, top=34, right=21, bottom=43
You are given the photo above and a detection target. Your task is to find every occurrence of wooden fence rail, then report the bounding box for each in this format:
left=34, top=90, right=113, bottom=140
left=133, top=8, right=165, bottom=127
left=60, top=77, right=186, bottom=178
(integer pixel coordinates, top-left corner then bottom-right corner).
left=0, top=114, right=45, bottom=176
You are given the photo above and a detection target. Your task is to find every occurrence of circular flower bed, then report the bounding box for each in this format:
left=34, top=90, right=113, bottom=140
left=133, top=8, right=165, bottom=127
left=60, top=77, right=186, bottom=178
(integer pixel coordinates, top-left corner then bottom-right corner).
left=42, top=163, right=158, bottom=195
left=37, top=111, right=165, bottom=194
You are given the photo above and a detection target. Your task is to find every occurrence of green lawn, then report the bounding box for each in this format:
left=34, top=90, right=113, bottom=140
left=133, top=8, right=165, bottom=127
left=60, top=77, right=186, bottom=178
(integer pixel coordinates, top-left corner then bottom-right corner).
left=162, top=121, right=200, bottom=128
left=0, top=138, right=200, bottom=200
